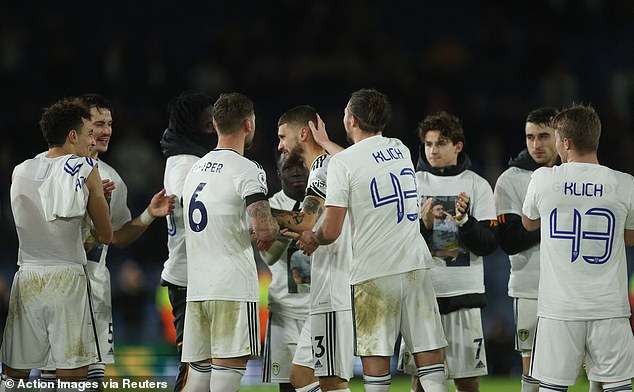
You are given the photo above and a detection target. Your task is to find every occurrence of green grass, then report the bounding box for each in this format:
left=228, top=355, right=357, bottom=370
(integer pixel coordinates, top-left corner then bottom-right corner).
left=241, top=375, right=591, bottom=391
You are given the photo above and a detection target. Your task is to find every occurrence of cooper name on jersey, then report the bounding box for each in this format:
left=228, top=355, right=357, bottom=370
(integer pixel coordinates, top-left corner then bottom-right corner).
left=372, top=147, right=404, bottom=163
left=555, top=181, right=606, bottom=198
left=191, top=161, right=223, bottom=173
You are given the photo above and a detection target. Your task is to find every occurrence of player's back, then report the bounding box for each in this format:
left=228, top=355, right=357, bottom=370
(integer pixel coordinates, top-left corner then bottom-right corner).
left=11, top=154, right=92, bottom=265
left=182, top=149, right=267, bottom=302
left=525, top=162, right=634, bottom=320
left=326, top=135, right=431, bottom=284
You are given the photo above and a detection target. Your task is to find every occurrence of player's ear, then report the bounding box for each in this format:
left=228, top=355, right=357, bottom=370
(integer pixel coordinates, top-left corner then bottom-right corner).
left=454, top=141, right=464, bottom=153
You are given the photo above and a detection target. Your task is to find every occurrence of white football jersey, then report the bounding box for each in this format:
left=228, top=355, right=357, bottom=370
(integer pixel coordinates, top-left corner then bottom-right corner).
left=182, top=149, right=267, bottom=302
left=161, top=154, right=200, bottom=287
left=325, top=135, right=430, bottom=285
left=308, top=154, right=352, bottom=313
left=523, top=163, right=634, bottom=320
left=267, top=190, right=310, bottom=320
left=11, top=154, right=95, bottom=265
left=416, top=169, right=496, bottom=297
left=494, top=166, right=539, bottom=298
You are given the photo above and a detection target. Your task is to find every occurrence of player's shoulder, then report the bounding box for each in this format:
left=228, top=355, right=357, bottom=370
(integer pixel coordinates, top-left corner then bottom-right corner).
left=310, top=153, right=329, bottom=171
left=96, top=159, right=122, bottom=180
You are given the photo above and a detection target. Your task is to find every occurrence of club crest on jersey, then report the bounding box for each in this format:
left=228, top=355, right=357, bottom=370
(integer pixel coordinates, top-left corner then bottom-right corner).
left=272, top=362, right=280, bottom=376
left=518, top=329, right=530, bottom=341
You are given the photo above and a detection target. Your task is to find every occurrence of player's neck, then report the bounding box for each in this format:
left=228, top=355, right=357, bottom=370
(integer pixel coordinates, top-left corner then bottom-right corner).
left=353, top=129, right=381, bottom=143
left=566, top=151, right=598, bottom=164
left=303, top=145, right=327, bottom=168
left=216, top=135, right=245, bottom=155
left=46, top=145, right=74, bottom=158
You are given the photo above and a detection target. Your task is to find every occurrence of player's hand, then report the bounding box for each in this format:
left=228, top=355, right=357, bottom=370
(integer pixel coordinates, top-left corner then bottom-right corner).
left=148, top=188, right=177, bottom=218
left=102, top=179, right=116, bottom=200
left=257, top=239, right=275, bottom=252
left=308, top=114, right=329, bottom=148
left=421, top=197, right=434, bottom=229
left=296, top=230, right=318, bottom=255
left=455, top=192, right=470, bottom=221
left=280, top=228, right=300, bottom=240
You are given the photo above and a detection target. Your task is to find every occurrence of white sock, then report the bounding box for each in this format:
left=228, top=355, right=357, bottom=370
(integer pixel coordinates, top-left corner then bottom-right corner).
left=602, top=380, right=632, bottom=391
left=181, top=362, right=211, bottom=392
left=40, top=373, right=57, bottom=392
left=328, top=389, right=351, bottom=392
left=295, top=381, right=321, bottom=392
left=86, top=363, right=105, bottom=392
left=363, top=373, right=391, bottom=392
left=589, top=381, right=603, bottom=392
left=417, top=364, right=447, bottom=392
left=210, top=365, right=245, bottom=392
left=521, top=374, right=539, bottom=392
left=538, top=381, right=567, bottom=391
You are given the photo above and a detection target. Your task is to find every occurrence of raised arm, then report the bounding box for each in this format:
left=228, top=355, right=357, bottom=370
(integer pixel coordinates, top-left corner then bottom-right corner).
left=112, top=188, right=176, bottom=248
left=309, top=114, right=344, bottom=155
left=247, top=199, right=280, bottom=243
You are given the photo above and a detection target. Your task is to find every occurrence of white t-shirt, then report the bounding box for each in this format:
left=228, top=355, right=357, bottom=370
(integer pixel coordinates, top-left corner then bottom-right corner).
left=416, top=169, right=497, bottom=297
left=161, top=154, right=200, bottom=287
left=11, top=154, right=95, bottom=265
left=522, top=163, right=634, bottom=320
left=494, top=166, right=539, bottom=298
left=308, top=154, right=352, bottom=313
left=267, top=190, right=310, bottom=320
left=325, top=135, right=431, bottom=285
left=183, top=149, right=267, bottom=302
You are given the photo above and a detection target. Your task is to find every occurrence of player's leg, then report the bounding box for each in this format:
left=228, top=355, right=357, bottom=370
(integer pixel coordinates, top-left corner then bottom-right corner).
left=166, top=283, right=188, bottom=392
left=290, top=318, right=320, bottom=392
left=514, top=298, right=539, bottom=392
left=209, top=301, right=260, bottom=392
left=530, top=317, right=585, bottom=391
left=401, top=269, right=449, bottom=392
left=447, top=308, right=488, bottom=392
left=181, top=301, right=212, bottom=391
left=583, top=317, right=634, bottom=392
left=263, top=312, right=305, bottom=391
left=312, top=311, right=354, bottom=392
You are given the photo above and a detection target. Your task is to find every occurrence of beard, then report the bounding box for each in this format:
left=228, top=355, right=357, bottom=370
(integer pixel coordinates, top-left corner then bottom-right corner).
left=286, top=144, right=305, bottom=165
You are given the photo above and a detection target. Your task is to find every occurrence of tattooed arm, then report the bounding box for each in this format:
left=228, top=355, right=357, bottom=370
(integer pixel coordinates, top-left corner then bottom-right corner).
left=270, top=195, right=325, bottom=233
left=247, top=199, right=280, bottom=242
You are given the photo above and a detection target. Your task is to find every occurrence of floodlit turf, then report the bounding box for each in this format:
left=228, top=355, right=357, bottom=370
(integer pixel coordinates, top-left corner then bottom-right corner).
left=241, top=375, right=591, bottom=391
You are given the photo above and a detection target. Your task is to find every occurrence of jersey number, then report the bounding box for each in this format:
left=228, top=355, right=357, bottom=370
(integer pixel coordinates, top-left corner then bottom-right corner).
left=549, top=207, right=615, bottom=264
left=166, top=213, right=176, bottom=236
left=188, top=182, right=208, bottom=232
left=370, top=168, right=418, bottom=223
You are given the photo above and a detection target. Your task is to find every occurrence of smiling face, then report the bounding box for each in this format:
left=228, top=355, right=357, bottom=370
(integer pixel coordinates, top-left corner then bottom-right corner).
left=526, top=122, right=557, bottom=166
left=423, top=130, right=462, bottom=169
left=73, top=118, right=96, bottom=157
left=89, top=106, right=113, bottom=156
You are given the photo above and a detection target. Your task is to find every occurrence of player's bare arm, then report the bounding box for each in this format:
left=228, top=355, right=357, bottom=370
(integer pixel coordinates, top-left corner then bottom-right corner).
left=247, top=199, right=280, bottom=242
left=86, top=167, right=113, bottom=245
left=625, top=229, right=634, bottom=247
left=270, top=195, right=324, bottom=232
left=297, top=206, right=347, bottom=255
left=112, top=188, right=176, bottom=248
left=521, top=214, right=540, bottom=232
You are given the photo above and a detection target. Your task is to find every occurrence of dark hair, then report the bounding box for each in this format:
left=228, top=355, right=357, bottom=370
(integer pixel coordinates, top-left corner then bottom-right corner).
left=526, top=107, right=557, bottom=126
left=552, top=103, right=601, bottom=154
left=167, top=91, right=215, bottom=136
left=39, top=97, right=91, bottom=147
left=212, top=92, right=254, bottom=134
left=417, top=111, right=465, bottom=145
left=347, top=89, right=391, bottom=133
left=277, top=105, right=318, bottom=128
left=78, top=93, right=113, bottom=115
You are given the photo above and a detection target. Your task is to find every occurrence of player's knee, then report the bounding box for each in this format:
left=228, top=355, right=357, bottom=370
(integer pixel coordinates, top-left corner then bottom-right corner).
left=454, top=376, right=479, bottom=392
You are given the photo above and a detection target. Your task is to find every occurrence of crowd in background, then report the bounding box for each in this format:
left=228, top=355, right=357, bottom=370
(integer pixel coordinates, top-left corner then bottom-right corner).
left=0, top=0, right=633, bottom=376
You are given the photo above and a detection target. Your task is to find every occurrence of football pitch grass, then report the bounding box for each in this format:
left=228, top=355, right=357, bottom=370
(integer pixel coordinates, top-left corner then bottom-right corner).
left=241, top=375, right=591, bottom=391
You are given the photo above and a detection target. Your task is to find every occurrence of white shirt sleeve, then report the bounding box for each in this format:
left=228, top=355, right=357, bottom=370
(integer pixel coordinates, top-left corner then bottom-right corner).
left=324, top=155, right=349, bottom=208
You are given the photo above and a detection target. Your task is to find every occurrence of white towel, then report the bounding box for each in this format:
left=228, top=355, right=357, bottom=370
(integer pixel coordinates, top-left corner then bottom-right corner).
left=39, top=155, right=97, bottom=221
